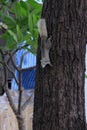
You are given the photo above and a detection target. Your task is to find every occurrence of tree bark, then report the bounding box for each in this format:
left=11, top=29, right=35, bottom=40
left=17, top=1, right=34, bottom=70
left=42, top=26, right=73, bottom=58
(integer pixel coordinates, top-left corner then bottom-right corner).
left=33, top=0, right=86, bottom=130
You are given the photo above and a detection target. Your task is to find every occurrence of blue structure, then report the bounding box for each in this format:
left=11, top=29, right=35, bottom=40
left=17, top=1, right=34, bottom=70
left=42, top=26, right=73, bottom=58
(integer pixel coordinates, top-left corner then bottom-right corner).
left=12, top=49, right=36, bottom=90
left=22, top=67, right=36, bottom=89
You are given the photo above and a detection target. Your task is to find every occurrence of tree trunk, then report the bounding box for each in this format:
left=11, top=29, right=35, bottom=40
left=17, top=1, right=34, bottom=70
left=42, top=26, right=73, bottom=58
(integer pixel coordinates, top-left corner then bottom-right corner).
left=33, top=0, right=86, bottom=130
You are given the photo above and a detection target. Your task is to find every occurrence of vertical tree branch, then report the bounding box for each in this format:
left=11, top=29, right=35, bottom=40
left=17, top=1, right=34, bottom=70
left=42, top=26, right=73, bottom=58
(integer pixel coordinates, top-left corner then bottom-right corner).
left=18, top=70, right=22, bottom=114
left=0, top=50, right=18, bottom=115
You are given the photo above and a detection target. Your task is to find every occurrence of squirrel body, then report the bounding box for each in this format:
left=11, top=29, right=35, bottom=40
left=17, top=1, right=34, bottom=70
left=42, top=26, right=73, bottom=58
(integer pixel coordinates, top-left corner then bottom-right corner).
left=37, top=19, right=52, bottom=68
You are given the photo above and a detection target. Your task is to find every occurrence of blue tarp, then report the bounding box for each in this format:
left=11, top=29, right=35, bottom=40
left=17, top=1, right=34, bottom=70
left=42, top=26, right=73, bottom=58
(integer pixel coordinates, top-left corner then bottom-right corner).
left=22, top=68, right=36, bottom=89
left=12, top=48, right=36, bottom=90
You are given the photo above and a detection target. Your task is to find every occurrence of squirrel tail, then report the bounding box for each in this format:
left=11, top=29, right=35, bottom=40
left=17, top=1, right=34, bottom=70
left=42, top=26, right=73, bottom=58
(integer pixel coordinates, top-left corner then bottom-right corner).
left=37, top=18, right=48, bottom=37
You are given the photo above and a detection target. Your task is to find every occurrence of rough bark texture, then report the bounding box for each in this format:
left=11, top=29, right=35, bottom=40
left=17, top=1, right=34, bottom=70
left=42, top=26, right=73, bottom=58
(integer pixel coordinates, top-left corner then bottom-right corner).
left=33, top=0, right=86, bottom=130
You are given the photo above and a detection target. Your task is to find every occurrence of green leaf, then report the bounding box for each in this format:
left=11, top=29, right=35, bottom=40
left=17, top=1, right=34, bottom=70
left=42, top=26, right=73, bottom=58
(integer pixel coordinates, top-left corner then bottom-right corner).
left=6, top=36, right=17, bottom=50
left=31, top=8, right=41, bottom=15
left=13, top=2, right=21, bottom=18
left=16, top=25, right=22, bottom=42
left=13, top=2, right=27, bottom=18
left=20, top=6, right=27, bottom=17
left=22, top=33, right=32, bottom=41
left=28, top=13, right=33, bottom=34
left=0, top=32, right=8, bottom=40
left=33, top=28, right=38, bottom=38
left=32, top=14, right=39, bottom=28
left=28, top=0, right=42, bottom=10
left=20, top=1, right=28, bottom=11
left=3, top=15, right=16, bottom=28
left=7, top=30, right=17, bottom=43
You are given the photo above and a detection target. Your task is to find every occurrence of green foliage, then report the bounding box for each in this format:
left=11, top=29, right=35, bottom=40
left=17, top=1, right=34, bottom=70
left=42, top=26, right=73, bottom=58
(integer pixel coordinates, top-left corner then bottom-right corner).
left=85, top=75, right=87, bottom=78
left=0, top=0, right=43, bottom=53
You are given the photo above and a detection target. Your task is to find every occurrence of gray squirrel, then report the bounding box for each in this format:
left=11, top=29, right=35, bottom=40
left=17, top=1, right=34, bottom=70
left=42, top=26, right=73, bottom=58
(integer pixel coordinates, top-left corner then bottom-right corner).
left=37, top=19, right=52, bottom=68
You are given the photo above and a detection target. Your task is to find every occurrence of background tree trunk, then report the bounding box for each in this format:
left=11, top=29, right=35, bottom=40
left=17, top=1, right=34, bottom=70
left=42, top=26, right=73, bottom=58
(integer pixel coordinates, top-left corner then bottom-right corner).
left=33, top=0, right=86, bottom=130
